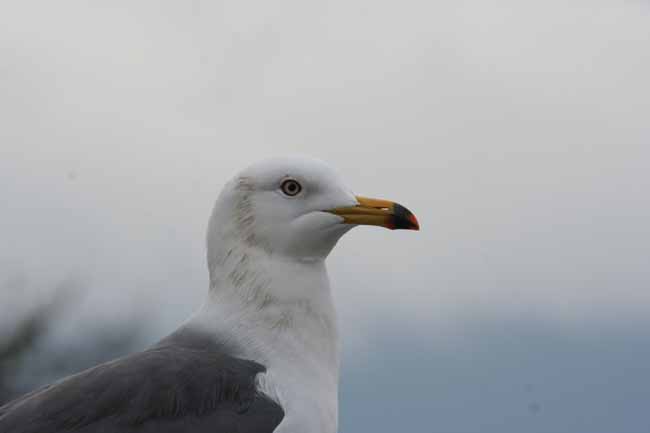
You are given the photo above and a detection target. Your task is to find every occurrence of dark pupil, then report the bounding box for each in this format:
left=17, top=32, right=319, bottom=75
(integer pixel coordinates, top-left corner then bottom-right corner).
left=284, top=181, right=299, bottom=195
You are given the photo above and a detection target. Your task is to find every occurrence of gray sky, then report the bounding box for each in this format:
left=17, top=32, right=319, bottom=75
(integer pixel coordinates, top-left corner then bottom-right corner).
left=1, top=1, right=649, bottom=431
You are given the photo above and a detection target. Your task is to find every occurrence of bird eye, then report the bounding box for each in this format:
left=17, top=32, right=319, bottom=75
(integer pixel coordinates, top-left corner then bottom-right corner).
left=280, top=179, right=302, bottom=196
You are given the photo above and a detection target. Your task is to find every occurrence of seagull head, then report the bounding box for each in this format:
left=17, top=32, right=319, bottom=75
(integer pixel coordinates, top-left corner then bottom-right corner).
left=207, top=156, right=419, bottom=269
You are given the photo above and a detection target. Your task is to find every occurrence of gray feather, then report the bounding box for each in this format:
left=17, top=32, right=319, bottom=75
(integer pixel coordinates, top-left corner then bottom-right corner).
left=0, top=329, right=283, bottom=433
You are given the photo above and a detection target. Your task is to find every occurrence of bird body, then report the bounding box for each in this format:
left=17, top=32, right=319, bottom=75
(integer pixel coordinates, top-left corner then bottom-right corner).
left=0, top=156, right=418, bottom=433
left=188, top=257, right=339, bottom=433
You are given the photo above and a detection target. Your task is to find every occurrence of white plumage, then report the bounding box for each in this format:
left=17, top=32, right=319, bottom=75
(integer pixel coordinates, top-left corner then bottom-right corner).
left=191, top=157, right=356, bottom=433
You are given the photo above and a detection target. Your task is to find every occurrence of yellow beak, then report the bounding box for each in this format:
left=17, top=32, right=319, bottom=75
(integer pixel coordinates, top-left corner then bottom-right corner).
left=326, top=196, right=420, bottom=230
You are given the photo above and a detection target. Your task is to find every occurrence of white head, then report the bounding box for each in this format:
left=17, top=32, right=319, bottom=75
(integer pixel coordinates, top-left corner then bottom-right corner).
left=196, top=157, right=420, bottom=433
left=206, top=156, right=419, bottom=288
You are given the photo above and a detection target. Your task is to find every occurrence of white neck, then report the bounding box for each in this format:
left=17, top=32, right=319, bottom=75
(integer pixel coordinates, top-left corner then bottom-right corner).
left=188, top=245, right=340, bottom=433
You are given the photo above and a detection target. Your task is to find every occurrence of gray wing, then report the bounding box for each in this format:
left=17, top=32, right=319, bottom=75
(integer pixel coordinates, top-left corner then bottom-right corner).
left=0, top=339, right=283, bottom=433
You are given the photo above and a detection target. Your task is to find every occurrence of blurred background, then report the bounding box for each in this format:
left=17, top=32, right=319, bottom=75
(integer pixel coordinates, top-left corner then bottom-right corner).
left=1, top=1, right=649, bottom=432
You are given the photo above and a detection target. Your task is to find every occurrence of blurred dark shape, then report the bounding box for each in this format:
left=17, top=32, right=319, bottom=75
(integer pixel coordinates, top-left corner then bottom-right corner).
left=0, top=276, right=145, bottom=405
left=528, top=402, right=541, bottom=414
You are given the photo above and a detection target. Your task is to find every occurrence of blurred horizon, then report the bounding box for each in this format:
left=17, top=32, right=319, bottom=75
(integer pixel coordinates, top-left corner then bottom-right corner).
left=1, top=1, right=649, bottom=432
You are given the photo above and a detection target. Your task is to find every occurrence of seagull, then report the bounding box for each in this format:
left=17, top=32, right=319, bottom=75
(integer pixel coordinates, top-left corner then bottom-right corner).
left=0, top=156, right=419, bottom=433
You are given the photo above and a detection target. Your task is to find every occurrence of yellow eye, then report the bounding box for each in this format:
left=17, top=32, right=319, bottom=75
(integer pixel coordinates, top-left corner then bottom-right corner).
left=280, top=179, right=302, bottom=196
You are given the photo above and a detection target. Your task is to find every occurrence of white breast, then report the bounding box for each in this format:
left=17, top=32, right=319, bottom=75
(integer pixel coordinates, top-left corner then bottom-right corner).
left=243, top=297, right=339, bottom=433
left=189, top=270, right=340, bottom=433
left=256, top=333, right=339, bottom=433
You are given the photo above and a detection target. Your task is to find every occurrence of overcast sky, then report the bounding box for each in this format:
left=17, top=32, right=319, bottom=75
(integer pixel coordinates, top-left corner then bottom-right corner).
left=1, top=1, right=649, bottom=431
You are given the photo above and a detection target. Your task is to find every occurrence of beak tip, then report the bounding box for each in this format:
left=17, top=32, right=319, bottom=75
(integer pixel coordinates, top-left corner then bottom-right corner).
left=392, top=203, right=420, bottom=231
left=409, top=214, right=420, bottom=231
